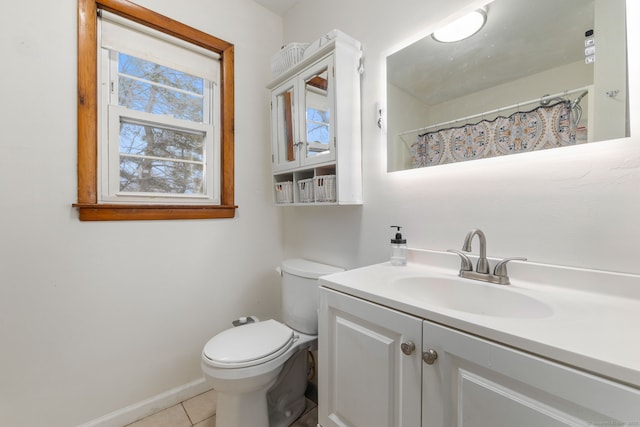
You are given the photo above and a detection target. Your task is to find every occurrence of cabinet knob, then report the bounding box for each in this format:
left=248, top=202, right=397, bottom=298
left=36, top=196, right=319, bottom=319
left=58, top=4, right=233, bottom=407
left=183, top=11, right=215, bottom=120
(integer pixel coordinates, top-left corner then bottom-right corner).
left=422, top=349, right=438, bottom=365
left=400, top=341, right=415, bottom=355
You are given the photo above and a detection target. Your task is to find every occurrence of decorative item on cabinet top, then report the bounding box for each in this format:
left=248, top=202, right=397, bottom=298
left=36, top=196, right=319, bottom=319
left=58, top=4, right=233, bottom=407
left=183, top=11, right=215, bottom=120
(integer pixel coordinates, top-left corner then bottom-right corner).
left=271, top=42, right=309, bottom=78
left=268, top=30, right=363, bottom=206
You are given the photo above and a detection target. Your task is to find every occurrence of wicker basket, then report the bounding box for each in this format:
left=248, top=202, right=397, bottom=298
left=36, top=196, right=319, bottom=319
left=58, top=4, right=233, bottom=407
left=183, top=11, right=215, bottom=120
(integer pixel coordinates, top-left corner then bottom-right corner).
left=297, top=178, right=315, bottom=203
left=271, top=42, right=309, bottom=77
left=314, top=175, right=336, bottom=202
left=274, top=181, right=293, bottom=204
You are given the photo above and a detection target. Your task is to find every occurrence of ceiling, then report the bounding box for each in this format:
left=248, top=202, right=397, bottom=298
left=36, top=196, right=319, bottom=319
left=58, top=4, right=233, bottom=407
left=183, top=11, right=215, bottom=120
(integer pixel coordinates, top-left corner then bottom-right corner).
left=253, top=0, right=300, bottom=15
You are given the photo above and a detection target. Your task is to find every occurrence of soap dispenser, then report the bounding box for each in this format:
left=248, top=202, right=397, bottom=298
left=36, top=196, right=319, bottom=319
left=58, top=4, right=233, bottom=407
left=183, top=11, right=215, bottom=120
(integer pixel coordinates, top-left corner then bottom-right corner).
left=390, top=226, right=407, bottom=266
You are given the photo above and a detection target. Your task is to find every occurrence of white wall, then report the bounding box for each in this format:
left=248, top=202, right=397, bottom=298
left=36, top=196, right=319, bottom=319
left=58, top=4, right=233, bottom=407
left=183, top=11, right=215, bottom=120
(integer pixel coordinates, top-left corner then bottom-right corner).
left=0, top=1, right=284, bottom=426
left=281, top=0, right=640, bottom=275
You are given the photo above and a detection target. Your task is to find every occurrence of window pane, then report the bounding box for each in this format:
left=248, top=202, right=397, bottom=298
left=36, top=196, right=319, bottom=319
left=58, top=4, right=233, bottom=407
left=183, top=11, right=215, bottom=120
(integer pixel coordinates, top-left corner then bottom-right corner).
left=120, top=122, right=204, bottom=162
left=119, top=157, right=204, bottom=194
left=307, top=108, right=330, bottom=156
left=118, top=53, right=205, bottom=122
left=118, top=121, right=206, bottom=195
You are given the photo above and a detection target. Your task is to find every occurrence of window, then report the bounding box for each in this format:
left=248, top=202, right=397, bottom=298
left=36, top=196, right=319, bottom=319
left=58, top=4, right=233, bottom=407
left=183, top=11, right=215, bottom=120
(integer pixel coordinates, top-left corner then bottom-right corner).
left=99, top=13, right=220, bottom=204
left=75, top=0, right=236, bottom=220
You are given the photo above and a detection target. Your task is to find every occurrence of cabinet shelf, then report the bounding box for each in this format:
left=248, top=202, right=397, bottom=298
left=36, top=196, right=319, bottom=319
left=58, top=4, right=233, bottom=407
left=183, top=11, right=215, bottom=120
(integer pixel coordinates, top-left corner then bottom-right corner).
left=273, top=166, right=339, bottom=205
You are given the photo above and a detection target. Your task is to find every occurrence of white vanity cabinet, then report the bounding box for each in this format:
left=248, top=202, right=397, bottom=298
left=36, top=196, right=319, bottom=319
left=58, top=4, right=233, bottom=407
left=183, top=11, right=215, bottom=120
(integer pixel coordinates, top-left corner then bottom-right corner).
left=319, top=287, right=640, bottom=427
left=318, top=287, right=422, bottom=427
left=268, top=32, right=362, bottom=205
left=422, top=320, right=640, bottom=426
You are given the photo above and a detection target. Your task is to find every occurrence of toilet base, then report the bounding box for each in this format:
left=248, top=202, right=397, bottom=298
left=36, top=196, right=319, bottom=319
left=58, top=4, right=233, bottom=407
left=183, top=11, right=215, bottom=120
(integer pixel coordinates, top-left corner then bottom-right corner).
left=216, top=386, right=273, bottom=427
left=211, top=347, right=311, bottom=427
left=267, top=347, right=309, bottom=426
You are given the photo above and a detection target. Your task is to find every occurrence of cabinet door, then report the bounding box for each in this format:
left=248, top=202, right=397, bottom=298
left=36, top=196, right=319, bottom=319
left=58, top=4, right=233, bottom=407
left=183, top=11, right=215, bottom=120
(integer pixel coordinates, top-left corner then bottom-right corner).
left=422, top=320, right=640, bottom=427
left=318, top=288, right=422, bottom=427
left=299, top=56, right=335, bottom=167
left=271, top=77, right=299, bottom=172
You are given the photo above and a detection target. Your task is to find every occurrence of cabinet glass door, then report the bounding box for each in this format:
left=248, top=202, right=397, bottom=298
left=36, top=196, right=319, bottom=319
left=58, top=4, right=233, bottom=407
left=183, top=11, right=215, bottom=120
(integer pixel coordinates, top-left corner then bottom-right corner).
left=272, top=80, right=298, bottom=172
left=301, top=57, right=335, bottom=165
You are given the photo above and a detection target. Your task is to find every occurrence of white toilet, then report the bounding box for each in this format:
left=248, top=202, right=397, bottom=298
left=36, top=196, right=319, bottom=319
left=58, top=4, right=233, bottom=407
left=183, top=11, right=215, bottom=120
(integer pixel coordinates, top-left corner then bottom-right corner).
left=201, top=258, right=343, bottom=427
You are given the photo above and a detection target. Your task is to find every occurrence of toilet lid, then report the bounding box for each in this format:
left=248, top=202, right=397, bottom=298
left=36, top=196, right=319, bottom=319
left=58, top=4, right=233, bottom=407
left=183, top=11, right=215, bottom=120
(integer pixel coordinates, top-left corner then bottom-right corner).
left=203, top=319, right=294, bottom=368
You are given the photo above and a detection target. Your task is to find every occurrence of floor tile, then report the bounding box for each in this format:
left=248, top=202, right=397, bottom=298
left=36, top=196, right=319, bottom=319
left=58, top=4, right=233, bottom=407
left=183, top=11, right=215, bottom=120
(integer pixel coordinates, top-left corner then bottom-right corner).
left=124, top=404, right=191, bottom=427
left=302, top=397, right=317, bottom=414
left=291, top=406, right=318, bottom=427
left=182, top=389, right=217, bottom=424
left=193, top=415, right=216, bottom=427
left=123, top=387, right=314, bottom=427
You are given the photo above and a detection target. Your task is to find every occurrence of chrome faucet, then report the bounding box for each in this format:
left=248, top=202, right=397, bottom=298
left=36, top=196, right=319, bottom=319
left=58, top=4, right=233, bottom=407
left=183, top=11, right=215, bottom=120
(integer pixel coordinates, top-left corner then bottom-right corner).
left=462, top=228, right=489, bottom=274
left=448, top=228, right=526, bottom=285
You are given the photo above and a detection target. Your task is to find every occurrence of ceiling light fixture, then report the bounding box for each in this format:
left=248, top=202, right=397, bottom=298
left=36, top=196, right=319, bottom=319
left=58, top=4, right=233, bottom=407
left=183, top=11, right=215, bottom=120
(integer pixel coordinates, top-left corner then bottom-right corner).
left=432, top=8, right=487, bottom=43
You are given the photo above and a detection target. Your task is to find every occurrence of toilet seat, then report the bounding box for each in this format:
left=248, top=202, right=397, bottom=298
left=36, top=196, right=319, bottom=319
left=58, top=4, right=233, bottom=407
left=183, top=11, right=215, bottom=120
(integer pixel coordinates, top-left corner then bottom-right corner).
left=203, top=319, right=295, bottom=368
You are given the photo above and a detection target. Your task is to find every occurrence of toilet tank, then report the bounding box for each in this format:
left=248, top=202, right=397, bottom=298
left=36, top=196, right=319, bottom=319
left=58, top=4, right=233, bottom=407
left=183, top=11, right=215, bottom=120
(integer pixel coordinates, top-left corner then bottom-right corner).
left=281, top=258, right=344, bottom=334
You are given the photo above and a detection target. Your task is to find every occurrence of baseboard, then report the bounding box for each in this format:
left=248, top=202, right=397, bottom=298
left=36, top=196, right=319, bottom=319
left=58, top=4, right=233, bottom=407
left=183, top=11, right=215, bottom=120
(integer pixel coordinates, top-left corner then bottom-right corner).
left=77, top=377, right=212, bottom=427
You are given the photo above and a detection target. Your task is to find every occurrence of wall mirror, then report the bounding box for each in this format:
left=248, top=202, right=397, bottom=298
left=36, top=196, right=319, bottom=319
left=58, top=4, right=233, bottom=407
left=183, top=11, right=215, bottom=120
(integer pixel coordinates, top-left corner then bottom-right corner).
left=386, top=0, right=628, bottom=172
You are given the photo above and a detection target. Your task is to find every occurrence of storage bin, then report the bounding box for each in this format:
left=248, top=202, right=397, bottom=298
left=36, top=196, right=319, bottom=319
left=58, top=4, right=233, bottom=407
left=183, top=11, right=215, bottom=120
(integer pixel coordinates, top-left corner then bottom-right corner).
left=274, top=181, right=293, bottom=204
left=314, top=175, right=336, bottom=202
left=271, top=42, right=309, bottom=77
left=297, top=178, right=315, bottom=203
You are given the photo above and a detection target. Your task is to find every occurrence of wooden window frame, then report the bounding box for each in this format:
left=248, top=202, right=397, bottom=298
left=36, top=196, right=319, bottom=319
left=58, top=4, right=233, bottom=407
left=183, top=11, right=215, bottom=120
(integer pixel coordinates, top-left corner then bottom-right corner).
left=75, top=0, right=236, bottom=220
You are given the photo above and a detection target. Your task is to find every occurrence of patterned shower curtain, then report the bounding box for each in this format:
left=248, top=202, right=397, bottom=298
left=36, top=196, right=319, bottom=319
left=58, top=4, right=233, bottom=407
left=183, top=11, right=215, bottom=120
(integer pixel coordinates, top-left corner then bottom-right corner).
left=410, top=101, right=577, bottom=168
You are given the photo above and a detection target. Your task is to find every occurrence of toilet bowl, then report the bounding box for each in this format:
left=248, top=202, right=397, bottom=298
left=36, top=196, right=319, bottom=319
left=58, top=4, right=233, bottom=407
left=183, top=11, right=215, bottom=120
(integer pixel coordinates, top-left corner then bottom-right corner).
left=201, top=259, right=343, bottom=427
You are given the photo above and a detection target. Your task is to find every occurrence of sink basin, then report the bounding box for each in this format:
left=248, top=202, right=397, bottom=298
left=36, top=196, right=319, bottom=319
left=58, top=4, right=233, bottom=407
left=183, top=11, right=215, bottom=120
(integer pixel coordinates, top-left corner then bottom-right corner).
left=392, top=276, right=553, bottom=318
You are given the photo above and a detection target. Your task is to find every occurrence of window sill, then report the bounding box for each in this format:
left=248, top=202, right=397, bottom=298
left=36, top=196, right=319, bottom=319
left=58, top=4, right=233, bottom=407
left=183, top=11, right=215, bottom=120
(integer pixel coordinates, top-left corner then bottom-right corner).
left=73, top=203, right=237, bottom=221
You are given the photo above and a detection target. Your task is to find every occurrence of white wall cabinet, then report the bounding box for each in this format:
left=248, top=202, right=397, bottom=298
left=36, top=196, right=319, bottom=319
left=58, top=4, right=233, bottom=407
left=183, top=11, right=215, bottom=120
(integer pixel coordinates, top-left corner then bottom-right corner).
left=268, top=32, right=362, bottom=205
left=319, top=287, right=640, bottom=427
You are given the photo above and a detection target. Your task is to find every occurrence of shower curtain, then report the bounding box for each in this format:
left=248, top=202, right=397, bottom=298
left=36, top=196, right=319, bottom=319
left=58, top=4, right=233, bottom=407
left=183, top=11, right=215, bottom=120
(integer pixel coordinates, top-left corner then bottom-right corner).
left=410, top=101, right=577, bottom=168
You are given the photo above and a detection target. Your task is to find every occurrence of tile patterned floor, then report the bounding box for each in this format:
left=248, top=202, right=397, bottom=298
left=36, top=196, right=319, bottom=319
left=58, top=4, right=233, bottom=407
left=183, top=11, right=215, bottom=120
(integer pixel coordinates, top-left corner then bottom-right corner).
left=123, top=388, right=318, bottom=427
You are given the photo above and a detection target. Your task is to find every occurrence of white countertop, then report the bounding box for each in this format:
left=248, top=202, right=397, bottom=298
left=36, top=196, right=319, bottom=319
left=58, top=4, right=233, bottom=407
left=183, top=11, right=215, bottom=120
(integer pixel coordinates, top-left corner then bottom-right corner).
left=319, top=250, right=640, bottom=388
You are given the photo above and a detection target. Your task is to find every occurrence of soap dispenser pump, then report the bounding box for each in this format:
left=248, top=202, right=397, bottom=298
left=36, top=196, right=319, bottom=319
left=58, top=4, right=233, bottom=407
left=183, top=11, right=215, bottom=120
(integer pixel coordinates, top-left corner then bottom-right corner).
left=390, top=226, right=407, bottom=266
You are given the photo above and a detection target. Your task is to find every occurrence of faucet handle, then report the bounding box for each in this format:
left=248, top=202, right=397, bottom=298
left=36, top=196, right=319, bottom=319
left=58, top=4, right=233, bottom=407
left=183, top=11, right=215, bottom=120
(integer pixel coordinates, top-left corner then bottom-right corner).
left=447, top=249, right=473, bottom=272
left=493, top=257, right=527, bottom=278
